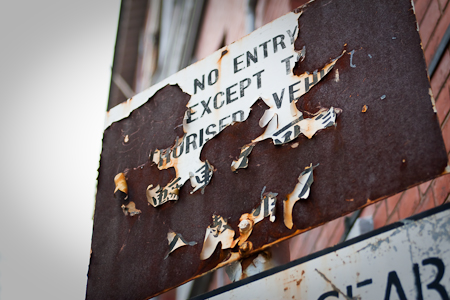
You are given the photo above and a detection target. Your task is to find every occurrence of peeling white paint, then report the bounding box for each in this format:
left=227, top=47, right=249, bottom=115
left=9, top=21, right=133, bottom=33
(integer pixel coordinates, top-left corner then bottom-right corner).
left=429, top=88, right=437, bottom=113
left=164, top=230, right=197, bottom=259
left=284, top=164, right=317, bottom=229
left=121, top=201, right=141, bottom=216
left=106, top=11, right=345, bottom=207
left=233, top=187, right=277, bottom=246
left=200, top=215, right=235, bottom=260
left=231, top=144, right=254, bottom=172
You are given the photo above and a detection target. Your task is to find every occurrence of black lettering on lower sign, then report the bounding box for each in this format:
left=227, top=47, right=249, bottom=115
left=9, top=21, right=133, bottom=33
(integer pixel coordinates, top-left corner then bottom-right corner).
left=422, top=257, right=449, bottom=300
left=384, top=271, right=407, bottom=300
left=317, top=291, right=338, bottom=300
left=413, top=263, right=424, bottom=300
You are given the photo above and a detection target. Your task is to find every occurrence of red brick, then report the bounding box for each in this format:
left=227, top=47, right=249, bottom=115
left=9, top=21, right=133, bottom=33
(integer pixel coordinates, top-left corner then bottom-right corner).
left=328, top=217, right=345, bottom=246
left=386, top=192, right=403, bottom=217
left=415, top=0, right=433, bottom=25
left=159, top=288, right=176, bottom=300
left=387, top=210, right=401, bottom=224
left=289, top=231, right=309, bottom=260
left=433, top=173, right=450, bottom=204
left=425, top=5, right=450, bottom=62
left=436, top=81, right=450, bottom=124
left=420, top=0, right=441, bottom=48
left=290, top=226, right=322, bottom=259
left=397, top=187, right=421, bottom=219
left=415, top=189, right=437, bottom=213
left=430, top=50, right=450, bottom=95
left=314, top=221, right=338, bottom=251
left=308, top=226, right=325, bottom=254
left=373, top=200, right=388, bottom=229
left=360, top=203, right=376, bottom=218
left=437, top=0, right=448, bottom=12
left=442, top=114, right=450, bottom=152
left=419, top=180, right=433, bottom=194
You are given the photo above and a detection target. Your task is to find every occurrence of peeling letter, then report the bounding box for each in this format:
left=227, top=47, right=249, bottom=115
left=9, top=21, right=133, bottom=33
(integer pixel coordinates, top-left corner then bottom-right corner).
left=165, top=230, right=197, bottom=259
left=234, top=187, right=277, bottom=246
left=114, top=173, right=128, bottom=201
left=105, top=12, right=348, bottom=208
left=121, top=201, right=141, bottom=216
left=231, top=144, right=255, bottom=172
left=200, top=215, right=235, bottom=260
left=284, top=164, right=317, bottom=229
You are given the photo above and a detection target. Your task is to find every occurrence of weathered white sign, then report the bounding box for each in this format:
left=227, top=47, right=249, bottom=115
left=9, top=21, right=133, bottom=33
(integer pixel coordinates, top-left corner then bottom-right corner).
left=107, top=11, right=346, bottom=212
left=199, top=205, right=450, bottom=300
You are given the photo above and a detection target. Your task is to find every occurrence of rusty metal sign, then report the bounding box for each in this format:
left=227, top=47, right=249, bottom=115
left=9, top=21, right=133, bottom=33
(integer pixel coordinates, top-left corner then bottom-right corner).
left=194, top=204, right=450, bottom=300
left=86, top=0, right=448, bottom=298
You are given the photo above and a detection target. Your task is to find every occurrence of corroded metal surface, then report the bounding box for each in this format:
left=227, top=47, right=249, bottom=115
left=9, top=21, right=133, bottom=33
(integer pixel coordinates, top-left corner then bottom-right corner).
left=87, top=0, right=448, bottom=299
left=197, top=204, right=450, bottom=299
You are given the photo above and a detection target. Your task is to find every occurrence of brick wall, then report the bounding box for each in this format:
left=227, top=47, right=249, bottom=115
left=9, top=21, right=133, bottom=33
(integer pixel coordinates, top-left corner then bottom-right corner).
left=289, top=0, right=450, bottom=261
left=156, top=0, right=450, bottom=297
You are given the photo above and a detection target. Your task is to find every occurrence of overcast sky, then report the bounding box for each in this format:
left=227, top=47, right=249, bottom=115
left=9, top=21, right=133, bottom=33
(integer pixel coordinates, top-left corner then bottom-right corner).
left=0, top=1, right=121, bottom=299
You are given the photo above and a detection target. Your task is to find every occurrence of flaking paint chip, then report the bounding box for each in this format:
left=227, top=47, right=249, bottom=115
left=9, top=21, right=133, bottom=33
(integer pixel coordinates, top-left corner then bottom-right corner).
left=284, top=164, right=317, bottom=229
left=233, top=187, right=277, bottom=246
left=165, top=230, right=197, bottom=259
left=231, top=144, right=255, bottom=172
left=200, top=215, right=235, bottom=260
left=121, top=201, right=141, bottom=216
left=362, top=105, right=368, bottom=113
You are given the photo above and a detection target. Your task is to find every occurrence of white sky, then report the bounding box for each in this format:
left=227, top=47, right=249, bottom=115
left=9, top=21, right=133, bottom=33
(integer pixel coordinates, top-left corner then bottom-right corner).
left=0, top=1, right=121, bottom=299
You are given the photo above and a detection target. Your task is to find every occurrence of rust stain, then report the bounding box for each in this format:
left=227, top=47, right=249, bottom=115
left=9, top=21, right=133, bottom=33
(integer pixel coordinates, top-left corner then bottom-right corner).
left=221, top=49, right=228, bottom=58
left=361, top=105, right=368, bottom=113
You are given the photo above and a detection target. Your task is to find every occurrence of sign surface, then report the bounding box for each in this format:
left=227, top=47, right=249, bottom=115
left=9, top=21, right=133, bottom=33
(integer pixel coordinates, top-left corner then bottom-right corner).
left=87, top=0, right=448, bottom=298
left=195, top=204, right=450, bottom=300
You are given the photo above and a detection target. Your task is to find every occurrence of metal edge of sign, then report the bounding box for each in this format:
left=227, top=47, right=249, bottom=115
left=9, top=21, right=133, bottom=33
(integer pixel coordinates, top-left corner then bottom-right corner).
left=190, top=202, right=450, bottom=300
